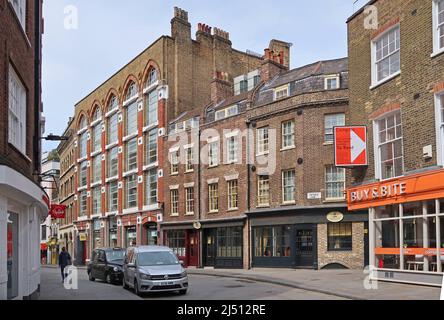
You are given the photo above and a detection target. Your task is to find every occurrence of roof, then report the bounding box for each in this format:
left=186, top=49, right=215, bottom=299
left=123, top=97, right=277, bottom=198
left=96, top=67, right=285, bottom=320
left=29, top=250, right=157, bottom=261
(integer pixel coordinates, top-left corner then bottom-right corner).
left=130, top=246, right=172, bottom=252
left=347, top=0, right=377, bottom=23
left=267, top=58, right=348, bottom=89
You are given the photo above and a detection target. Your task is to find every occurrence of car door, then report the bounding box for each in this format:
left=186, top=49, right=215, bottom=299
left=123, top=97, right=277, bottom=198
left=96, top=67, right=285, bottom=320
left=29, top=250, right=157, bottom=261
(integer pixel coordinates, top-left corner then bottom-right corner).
left=128, top=251, right=137, bottom=286
left=97, top=250, right=107, bottom=280
left=90, top=250, right=98, bottom=278
left=124, top=249, right=134, bottom=286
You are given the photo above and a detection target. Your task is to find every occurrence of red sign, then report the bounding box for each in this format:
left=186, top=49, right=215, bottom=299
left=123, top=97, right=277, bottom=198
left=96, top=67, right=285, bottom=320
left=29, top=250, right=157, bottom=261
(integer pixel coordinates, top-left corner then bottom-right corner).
left=334, top=126, right=368, bottom=167
left=50, top=204, right=67, bottom=219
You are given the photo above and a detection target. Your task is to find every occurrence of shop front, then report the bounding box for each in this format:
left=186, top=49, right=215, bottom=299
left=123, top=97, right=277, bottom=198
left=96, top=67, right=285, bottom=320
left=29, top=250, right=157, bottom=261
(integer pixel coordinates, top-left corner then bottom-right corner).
left=347, top=169, right=444, bottom=286
left=92, top=219, right=101, bottom=250
left=249, top=207, right=368, bottom=270
left=162, top=225, right=200, bottom=268
left=125, top=226, right=137, bottom=247
left=202, top=222, right=244, bottom=269
left=108, top=216, right=118, bottom=248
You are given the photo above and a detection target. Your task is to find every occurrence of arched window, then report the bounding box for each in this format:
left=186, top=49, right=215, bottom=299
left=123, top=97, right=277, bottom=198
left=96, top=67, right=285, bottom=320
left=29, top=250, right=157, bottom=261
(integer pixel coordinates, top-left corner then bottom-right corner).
left=92, top=106, right=102, bottom=121
left=146, top=68, right=158, bottom=87
left=108, top=95, right=118, bottom=112
left=78, top=115, right=87, bottom=130
left=126, top=81, right=138, bottom=101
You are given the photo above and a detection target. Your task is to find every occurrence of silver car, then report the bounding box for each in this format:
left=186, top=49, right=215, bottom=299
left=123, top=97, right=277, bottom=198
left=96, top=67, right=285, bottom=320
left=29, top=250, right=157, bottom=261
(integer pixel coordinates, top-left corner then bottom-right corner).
left=122, top=246, right=188, bottom=296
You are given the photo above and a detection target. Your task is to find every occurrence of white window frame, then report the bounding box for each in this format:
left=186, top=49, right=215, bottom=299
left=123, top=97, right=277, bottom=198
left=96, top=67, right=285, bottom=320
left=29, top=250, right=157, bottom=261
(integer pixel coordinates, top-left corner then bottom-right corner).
left=433, top=0, right=444, bottom=56
left=257, top=126, right=270, bottom=155
left=226, top=136, right=238, bottom=164
left=79, top=191, right=87, bottom=217
left=227, top=179, right=239, bottom=210
left=325, top=166, right=346, bottom=201
left=145, top=169, right=158, bottom=206
left=435, top=91, right=444, bottom=165
left=371, top=25, right=401, bottom=87
left=125, top=174, right=138, bottom=209
left=325, top=113, right=345, bottom=143
left=8, top=0, right=26, bottom=30
left=257, top=175, right=270, bottom=207
left=146, top=128, right=158, bottom=166
left=92, top=187, right=101, bottom=215
left=93, top=123, right=102, bottom=153
left=125, top=138, right=138, bottom=172
left=146, top=89, right=158, bottom=127
left=92, top=155, right=102, bottom=184
left=170, top=189, right=179, bottom=216
left=108, top=181, right=118, bottom=212
left=208, top=183, right=219, bottom=213
left=281, top=120, right=295, bottom=149
left=8, top=64, right=26, bottom=154
left=107, top=147, right=119, bottom=178
left=170, top=150, right=179, bottom=175
left=108, top=113, right=118, bottom=144
left=373, top=110, right=404, bottom=181
left=185, top=146, right=194, bottom=172
left=274, top=85, right=289, bottom=101
left=185, top=187, right=195, bottom=215
left=208, top=141, right=219, bottom=167
left=125, top=101, right=138, bottom=136
left=325, top=76, right=340, bottom=90
left=282, top=169, right=296, bottom=204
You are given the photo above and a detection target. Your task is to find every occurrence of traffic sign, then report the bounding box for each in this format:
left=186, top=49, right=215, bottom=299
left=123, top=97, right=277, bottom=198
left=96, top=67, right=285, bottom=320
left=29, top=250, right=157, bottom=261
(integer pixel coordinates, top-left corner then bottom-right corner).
left=334, top=126, right=368, bottom=167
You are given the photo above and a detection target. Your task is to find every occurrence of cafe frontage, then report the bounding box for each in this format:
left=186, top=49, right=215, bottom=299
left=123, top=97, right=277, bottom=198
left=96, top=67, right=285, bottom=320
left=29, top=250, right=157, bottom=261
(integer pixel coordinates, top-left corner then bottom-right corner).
left=347, top=168, right=444, bottom=287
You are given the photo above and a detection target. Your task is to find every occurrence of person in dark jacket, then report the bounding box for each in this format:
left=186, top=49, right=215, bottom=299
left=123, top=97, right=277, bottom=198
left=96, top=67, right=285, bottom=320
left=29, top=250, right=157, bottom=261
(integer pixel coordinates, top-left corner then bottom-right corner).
left=58, top=247, right=71, bottom=282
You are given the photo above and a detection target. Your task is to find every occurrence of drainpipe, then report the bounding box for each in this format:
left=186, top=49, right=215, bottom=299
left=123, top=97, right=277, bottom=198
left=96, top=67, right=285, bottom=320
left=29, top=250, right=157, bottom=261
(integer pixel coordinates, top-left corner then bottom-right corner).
left=197, top=128, right=203, bottom=269
left=34, top=0, right=42, bottom=178
left=245, top=119, right=252, bottom=270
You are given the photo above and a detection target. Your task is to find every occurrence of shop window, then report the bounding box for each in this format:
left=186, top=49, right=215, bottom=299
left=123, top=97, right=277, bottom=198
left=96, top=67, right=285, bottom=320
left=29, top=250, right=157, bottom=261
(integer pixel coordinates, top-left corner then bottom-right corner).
left=108, top=217, right=118, bottom=248
left=375, top=204, right=399, bottom=219
left=125, top=227, right=137, bottom=247
left=328, top=223, right=352, bottom=251
left=254, top=226, right=292, bottom=257
left=217, top=227, right=242, bottom=258
left=166, top=230, right=186, bottom=257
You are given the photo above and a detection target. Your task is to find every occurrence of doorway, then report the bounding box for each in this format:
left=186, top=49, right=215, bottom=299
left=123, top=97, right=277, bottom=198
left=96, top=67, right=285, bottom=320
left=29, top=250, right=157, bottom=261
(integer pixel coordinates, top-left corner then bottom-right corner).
left=7, top=212, right=18, bottom=300
left=187, top=231, right=199, bottom=267
left=294, top=225, right=316, bottom=268
left=146, top=223, right=158, bottom=245
left=203, top=229, right=216, bottom=267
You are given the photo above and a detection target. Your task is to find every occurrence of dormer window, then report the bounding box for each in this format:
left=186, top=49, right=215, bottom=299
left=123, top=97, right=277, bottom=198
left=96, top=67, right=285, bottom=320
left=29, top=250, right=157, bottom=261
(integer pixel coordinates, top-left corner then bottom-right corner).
left=325, top=76, right=340, bottom=90
left=215, top=105, right=239, bottom=121
left=274, top=85, right=289, bottom=101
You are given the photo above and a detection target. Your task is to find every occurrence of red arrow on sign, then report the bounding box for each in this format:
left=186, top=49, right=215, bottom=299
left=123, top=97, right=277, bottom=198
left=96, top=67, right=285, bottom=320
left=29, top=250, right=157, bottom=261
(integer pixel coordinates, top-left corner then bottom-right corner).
left=334, top=126, right=368, bottom=167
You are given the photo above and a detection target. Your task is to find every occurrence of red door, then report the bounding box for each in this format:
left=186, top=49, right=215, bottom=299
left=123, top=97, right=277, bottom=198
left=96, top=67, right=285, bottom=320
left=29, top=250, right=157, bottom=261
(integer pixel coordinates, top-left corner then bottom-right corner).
left=187, top=231, right=199, bottom=267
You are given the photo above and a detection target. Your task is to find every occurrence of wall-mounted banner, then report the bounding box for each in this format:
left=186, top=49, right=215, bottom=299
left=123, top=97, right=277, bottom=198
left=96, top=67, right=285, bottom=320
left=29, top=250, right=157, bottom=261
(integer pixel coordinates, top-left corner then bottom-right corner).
left=50, top=204, right=67, bottom=219
left=334, top=126, right=367, bottom=167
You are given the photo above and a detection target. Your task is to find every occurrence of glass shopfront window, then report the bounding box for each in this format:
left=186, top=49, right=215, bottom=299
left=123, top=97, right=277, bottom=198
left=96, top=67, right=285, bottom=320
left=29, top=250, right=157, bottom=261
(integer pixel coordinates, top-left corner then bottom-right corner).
left=166, top=230, right=186, bottom=257
left=108, top=217, right=118, bottom=248
left=373, top=200, right=444, bottom=272
left=93, top=219, right=101, bottom=250
left=254, top=226, right=291, bottom=257
left=217, top=227, right=242, bottom=258
left=125, top=227, right=137, bottom=247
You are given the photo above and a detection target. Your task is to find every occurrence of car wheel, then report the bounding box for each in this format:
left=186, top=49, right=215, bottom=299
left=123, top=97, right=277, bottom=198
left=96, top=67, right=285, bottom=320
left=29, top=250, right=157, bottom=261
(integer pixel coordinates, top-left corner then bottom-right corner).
left=122, top=277, right=129, bottom=290
left=106, top=273, right=112, bottom=284
left=179, top=289, right=187, bottom=295
left=134, top=280, right=142, bottom=297
left=88, top=272, right=95, bottom=282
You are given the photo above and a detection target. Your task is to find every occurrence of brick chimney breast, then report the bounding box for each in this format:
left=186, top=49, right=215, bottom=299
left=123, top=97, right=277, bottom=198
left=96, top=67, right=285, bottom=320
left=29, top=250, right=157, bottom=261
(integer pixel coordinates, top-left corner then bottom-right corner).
left=171, top=7, right=191, bottom=39
left=211, top=71, right=233, bottom=104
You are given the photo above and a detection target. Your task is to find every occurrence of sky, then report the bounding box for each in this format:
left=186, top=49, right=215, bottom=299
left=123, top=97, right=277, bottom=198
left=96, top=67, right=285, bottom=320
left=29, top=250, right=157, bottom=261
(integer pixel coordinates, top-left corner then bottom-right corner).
left=41, top=0, right=368, bottom=152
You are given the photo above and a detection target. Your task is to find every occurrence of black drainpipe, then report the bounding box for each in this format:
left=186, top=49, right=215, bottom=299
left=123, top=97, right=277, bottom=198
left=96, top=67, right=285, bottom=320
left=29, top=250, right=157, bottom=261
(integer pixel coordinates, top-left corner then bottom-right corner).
left=245, top=119, right=252, bottom=269
left=33, top=0, right=42, bottom=179
left=197, top=128, right=203, bottom=268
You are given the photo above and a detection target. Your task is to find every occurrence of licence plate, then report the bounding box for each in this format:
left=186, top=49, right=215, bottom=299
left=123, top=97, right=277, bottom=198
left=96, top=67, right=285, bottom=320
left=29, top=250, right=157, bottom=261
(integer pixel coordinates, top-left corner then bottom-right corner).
left=160, top=281, right=175, bottom=286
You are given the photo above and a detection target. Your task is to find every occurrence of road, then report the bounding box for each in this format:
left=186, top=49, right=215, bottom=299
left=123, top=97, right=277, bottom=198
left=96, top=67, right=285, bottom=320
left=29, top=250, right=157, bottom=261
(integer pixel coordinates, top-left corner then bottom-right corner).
left=39, top=267, right=344, bottom=300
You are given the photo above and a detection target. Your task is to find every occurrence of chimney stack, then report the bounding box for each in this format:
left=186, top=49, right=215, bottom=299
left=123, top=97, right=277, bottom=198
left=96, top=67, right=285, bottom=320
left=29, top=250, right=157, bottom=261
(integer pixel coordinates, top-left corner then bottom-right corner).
left=260, top=40, right=291, bottom=82
left=171, top=7, right=191, bottom=40
left=211, top=71, right=233, bottom=104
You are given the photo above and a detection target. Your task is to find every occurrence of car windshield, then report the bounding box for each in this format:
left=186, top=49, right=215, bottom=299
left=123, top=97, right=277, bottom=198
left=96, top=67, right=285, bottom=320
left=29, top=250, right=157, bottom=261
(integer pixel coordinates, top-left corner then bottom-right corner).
left=137, top=251, right=179, bottom=266
left=106, top=250, right=125, bottom=261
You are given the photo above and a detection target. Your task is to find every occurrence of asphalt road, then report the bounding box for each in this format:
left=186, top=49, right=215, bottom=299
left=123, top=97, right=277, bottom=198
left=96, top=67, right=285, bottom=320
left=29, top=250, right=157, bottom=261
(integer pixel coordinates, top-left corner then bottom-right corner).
left=40, top=267, right=344, bottom=300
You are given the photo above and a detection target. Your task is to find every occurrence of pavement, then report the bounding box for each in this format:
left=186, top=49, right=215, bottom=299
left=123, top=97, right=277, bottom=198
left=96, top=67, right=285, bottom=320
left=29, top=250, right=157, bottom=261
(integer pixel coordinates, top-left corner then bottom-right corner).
left=41, top=265, right=442, bottom=300
left=186, top=267, right=443, bottom=300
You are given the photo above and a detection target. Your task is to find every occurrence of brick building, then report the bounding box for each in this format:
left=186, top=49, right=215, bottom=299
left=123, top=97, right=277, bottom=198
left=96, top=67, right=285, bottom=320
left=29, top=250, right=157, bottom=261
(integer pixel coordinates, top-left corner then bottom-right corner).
left=0, top=0, right=48, bottom=300
left=346, top=0, right=444, bottom=286
left=162, top=42, right=369, bottom=270
left=57, top=7, right=263, bottom=266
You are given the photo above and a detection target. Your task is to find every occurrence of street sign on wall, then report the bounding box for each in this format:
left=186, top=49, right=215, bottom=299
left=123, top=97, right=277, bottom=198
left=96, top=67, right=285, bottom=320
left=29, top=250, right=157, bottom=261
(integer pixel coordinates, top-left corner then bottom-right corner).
left=334, top=126, right=368, bottom=167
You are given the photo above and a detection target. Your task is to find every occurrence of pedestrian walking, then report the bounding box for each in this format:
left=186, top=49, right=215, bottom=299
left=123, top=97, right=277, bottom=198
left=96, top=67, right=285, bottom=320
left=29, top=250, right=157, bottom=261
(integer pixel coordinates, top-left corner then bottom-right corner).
left=58, top=247, right=72, bottom=283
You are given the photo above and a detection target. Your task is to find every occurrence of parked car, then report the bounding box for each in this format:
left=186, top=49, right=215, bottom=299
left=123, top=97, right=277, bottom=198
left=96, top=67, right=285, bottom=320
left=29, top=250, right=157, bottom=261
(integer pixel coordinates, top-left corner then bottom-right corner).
left=87, top=248, right=125, bottom=285
left=122, top=246, right=188, bottom=296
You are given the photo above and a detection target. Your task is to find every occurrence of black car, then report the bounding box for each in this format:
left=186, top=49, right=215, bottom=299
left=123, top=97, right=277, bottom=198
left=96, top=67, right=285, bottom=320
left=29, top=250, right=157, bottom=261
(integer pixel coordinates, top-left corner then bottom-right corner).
left=87, top=248, right=125, bottom=285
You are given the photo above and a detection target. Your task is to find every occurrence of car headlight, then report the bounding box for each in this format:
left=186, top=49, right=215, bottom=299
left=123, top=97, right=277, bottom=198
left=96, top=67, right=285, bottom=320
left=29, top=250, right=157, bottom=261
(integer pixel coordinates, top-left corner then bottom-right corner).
left=180, top=271, right=187, bottom=278
left=113, top=267, right=119, bottom=272
left=139, top=273, right=152, bottom=280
